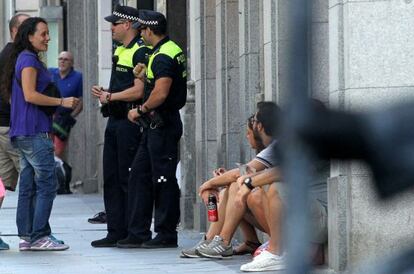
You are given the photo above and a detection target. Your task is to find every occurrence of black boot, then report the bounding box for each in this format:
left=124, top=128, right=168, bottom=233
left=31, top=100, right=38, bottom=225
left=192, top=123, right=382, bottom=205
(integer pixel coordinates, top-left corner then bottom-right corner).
left=141, top=234, right=177, bottom=249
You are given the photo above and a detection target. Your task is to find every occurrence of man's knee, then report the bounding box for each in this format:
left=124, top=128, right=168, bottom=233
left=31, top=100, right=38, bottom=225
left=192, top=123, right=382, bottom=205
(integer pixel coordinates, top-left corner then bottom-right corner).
left=247, top=188, right=264, bottom=210
left=228, top=181, right=239, bottom=194
left=265, top=183, right=283, bottom=202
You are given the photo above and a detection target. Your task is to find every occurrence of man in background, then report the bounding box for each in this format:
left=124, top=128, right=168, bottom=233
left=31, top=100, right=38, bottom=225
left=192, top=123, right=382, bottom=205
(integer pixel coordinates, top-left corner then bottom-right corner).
left=49, top=51, right=83, bottom=159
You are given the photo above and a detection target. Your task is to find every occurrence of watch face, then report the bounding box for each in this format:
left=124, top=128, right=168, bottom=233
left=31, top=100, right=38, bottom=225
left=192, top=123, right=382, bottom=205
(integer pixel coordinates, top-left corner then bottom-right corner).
left=243, top=177, right=254, bottom=190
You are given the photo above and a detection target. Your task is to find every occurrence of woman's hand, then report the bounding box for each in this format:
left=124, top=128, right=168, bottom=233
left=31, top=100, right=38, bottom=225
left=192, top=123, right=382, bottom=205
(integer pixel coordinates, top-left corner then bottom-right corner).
left=61, top=97, right=80, bottom=109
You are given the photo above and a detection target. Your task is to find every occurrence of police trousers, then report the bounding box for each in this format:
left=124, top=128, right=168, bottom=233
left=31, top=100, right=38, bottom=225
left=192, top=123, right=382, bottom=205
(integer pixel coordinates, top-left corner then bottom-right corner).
left=128, top=112, right=182, bottom=241
left=103, top=117, right=141, bottom=240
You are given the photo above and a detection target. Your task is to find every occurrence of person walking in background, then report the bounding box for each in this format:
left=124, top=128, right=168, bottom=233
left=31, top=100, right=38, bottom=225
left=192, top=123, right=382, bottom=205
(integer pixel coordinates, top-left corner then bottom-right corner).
left=48, top=51, right=83, bottom=159
left=0, top=12, right=30, bottom=251
left=0, top=17, right=78, bottom=251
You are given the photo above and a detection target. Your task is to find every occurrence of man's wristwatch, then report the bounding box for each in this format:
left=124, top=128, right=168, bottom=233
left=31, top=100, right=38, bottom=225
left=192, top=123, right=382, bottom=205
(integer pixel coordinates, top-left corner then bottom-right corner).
left=105, top=92, right=112, bottom=103
left=243, top=177, right=254, bottom=190
left=137, top=105, right=145, bottom=116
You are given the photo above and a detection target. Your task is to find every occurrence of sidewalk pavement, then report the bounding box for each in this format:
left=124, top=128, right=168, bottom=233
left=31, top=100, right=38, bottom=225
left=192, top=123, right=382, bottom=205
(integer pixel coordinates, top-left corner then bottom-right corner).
left=0, top=192, right=283, bottom=274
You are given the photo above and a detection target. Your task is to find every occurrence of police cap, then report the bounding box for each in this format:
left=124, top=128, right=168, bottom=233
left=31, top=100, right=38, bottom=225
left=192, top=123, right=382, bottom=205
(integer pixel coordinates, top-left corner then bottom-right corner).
left=104, top=5, right=140, bottom=23
left=132, top=10, right=167, bottom=29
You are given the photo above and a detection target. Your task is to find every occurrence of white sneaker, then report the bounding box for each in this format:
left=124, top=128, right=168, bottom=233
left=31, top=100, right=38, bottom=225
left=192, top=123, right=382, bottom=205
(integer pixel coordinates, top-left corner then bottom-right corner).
left=240, top=250, right=286, bottom=272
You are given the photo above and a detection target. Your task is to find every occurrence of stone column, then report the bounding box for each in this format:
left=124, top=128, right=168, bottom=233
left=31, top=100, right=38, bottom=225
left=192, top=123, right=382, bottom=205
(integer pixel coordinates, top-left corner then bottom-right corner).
left=262, top=0, right=277, bottom=102
left=238, top=0, right=261, bottom=162
left=329, top=1, right=414, bottom=272
left=190, top=0, right=218, bottom=232
left=310, top=0, right=329, bottom=103
left=65, top=0, right=103, bottom=193
left=215, top=0, right=240, bottom=169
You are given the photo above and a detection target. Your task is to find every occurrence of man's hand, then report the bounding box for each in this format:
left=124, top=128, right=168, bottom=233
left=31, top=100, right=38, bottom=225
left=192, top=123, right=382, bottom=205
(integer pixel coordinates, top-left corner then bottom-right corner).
left=91, top=85, right=104, bottom=98
left=99, top=91, right=110, bottom=104
left=128, top=108, right=139, bottom=123
left=236, top=175, right=248, bottom=188
left=213, top=168, right=226, bottom=177
left=133, top=63, right=146, bottom=80
left=200, top=189, right=219, bottom=205
left=198, top=181, right=212, bottom=197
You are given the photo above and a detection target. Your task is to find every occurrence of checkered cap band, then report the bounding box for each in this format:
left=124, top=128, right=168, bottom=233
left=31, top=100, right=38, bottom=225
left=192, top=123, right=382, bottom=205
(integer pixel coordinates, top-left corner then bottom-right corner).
left=137, top=17, right=159, bottom=26
left=113, top=11, right=139, bottom=21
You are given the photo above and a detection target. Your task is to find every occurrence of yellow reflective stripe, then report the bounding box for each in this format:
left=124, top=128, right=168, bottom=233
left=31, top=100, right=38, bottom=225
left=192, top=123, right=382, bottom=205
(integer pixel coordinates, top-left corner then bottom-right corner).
left=114, top=43, right=148, bottom=68
left=147, top=40, right=183, bottom=80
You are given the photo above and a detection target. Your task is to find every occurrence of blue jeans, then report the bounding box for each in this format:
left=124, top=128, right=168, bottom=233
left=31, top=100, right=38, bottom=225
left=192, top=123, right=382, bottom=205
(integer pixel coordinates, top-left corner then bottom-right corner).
left=12, top=133, right=57, bottom=243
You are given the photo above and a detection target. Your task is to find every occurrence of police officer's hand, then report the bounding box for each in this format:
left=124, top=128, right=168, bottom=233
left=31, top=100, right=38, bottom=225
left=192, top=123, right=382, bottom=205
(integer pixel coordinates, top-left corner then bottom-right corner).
left=91, top=85, right=104, bottom=98
left=128, top=108, right=139, bottom=123
left=133, top=63, right=146, bottom=80
left=61, top=97, right=80, bottom=109
left=99, top=91, right=111, bottom=104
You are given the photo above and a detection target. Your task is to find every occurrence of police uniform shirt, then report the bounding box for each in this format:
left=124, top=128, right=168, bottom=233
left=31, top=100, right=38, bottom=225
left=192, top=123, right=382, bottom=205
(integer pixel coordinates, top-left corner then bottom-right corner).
left=110, top=36, right=152, bottom=93
left=146, top=37, right=186, bottom=110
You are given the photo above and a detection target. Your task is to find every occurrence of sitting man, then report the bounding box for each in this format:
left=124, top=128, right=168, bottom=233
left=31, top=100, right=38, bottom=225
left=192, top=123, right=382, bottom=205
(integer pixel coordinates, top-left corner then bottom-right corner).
left=195, top=102, right=281, bottom=258
left=234, top=101, right=329, bottom=272
left=181, top=111, right=266, bottom=258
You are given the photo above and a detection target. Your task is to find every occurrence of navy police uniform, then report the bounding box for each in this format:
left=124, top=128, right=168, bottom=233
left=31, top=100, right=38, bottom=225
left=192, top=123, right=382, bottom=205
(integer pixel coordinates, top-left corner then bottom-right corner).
left=100, top=6, right=152, bottom=243
left=127, top=10, right=187, bottom=246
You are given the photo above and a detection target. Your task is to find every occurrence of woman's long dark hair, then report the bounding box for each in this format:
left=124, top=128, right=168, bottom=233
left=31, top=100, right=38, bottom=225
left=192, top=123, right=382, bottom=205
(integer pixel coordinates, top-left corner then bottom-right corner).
left=0, top=17, right=47, bottom=101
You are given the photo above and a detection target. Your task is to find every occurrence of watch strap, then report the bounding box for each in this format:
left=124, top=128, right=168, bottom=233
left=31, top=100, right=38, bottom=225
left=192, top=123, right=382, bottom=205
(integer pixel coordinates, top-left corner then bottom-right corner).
left=244, top=177, right=254, bottom=190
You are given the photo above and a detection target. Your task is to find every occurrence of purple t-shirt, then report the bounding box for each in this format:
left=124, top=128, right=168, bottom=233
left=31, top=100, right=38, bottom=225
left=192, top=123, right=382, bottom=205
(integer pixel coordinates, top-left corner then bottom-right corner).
left=9, top=50, right=52, bottom=137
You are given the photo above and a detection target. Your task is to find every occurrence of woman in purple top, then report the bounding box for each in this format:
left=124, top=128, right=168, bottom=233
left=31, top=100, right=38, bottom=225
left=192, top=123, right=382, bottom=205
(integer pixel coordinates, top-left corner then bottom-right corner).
left=0, top=17, right=78, bottom=251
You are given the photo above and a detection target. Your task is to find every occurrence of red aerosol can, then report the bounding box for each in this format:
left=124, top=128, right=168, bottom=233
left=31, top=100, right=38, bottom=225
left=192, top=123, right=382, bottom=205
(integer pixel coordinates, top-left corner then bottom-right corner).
left=207, top=194, right=218, bottom=222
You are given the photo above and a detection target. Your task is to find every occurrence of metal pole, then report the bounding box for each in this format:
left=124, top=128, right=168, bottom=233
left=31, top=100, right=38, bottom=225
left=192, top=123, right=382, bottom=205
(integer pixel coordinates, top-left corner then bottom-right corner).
left=284, top=0, right=311, bottom=273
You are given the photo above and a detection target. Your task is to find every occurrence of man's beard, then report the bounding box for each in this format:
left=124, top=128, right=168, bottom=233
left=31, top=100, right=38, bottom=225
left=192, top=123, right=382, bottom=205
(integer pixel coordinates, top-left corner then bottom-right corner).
left=252, top=128, right=265, bottom=149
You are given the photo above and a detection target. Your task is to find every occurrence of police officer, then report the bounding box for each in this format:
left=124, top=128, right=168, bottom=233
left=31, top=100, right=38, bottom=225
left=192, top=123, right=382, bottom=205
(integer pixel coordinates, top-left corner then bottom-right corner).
left=123, top=10, right=186, bottom=248
left=90, top=5, right=152, bottom=248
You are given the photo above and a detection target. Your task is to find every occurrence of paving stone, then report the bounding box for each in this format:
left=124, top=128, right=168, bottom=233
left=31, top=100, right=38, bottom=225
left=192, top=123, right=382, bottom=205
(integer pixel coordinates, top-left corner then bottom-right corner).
left=0, top=192, right=287, bottom=273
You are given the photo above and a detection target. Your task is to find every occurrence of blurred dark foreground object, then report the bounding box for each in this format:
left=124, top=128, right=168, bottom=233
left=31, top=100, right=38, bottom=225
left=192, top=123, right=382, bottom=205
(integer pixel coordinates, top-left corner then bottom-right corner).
left=296, top=100, right=414, bottom=199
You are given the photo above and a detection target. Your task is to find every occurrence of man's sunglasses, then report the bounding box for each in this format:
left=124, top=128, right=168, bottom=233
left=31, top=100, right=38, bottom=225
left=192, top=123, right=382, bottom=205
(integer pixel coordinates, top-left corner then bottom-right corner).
left=112, top=20, right=128, bottom=26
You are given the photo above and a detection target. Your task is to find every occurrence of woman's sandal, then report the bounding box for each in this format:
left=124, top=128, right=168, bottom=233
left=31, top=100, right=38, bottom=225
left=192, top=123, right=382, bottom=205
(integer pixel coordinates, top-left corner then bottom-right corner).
left=233, top=240, right=262, bottom=255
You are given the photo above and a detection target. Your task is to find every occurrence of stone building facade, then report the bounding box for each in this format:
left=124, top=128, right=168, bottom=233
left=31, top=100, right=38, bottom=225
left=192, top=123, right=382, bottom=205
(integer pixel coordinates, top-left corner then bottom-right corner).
left=186, top=0, right=414, bottom=273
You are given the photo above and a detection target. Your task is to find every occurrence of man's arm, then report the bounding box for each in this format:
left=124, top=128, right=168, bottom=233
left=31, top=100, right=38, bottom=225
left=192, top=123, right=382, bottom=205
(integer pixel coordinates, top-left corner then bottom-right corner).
left=237, top=167, right=282, bottom=189
left=141, top=77, right=172, bottom=111
left=198, top=158, right=268, bottom=197
left=99, top=78, right=144, bottom=103
left=234, top=167, right=282, bottom=207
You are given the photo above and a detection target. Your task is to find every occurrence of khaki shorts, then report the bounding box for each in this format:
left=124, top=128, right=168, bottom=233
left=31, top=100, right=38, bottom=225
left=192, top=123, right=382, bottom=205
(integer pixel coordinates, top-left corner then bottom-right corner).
left=272, top=182, right=328, bottom=244
left=0, top=127, right=20, bottom=191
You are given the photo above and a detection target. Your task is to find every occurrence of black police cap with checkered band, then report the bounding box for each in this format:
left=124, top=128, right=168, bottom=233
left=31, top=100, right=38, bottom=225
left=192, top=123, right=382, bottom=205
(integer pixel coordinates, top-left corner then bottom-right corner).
left=132, top=10, right=167, bottom=29
left=104, top=5, right=140, bottom=23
